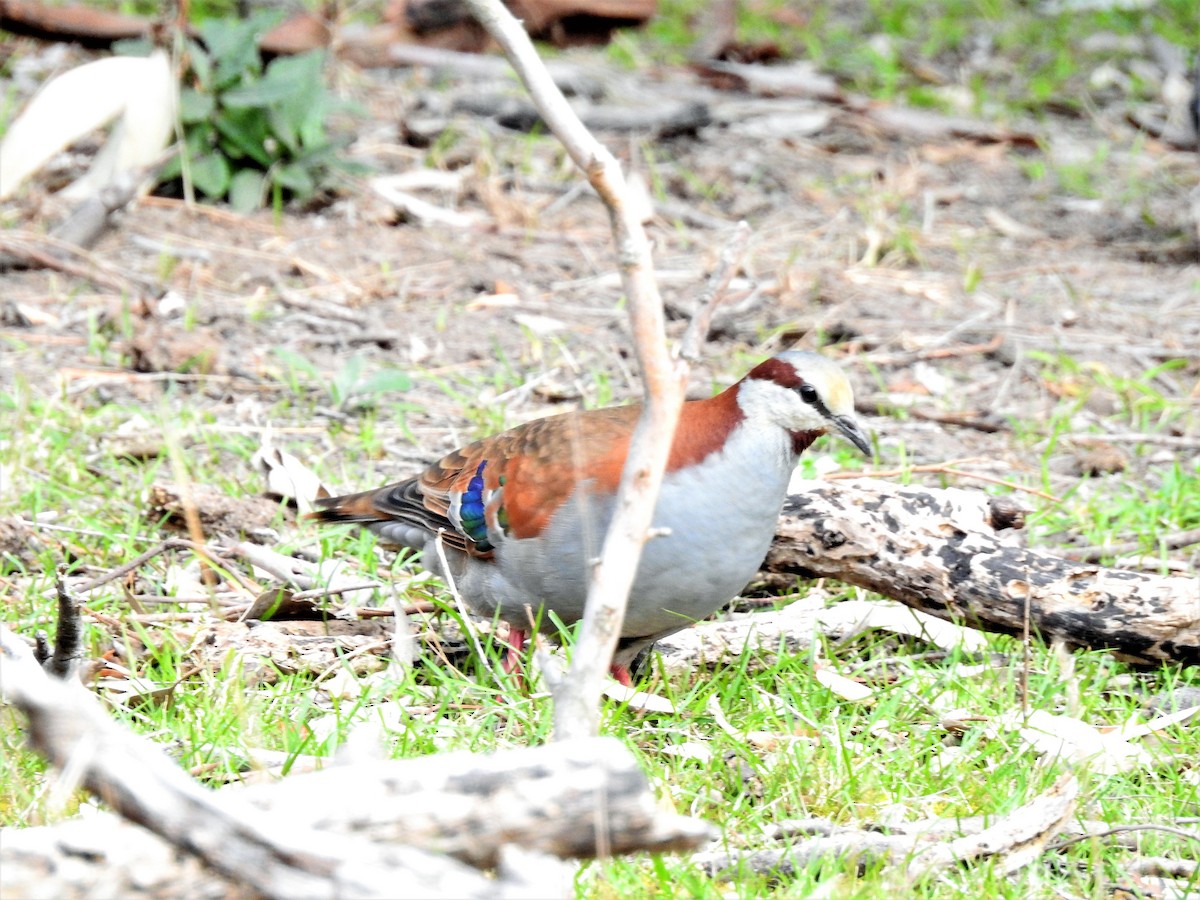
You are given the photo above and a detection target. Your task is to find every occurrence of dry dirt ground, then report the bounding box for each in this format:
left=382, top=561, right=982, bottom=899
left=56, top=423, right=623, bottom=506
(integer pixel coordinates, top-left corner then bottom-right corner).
left=2, top=42, right=1199, bottom=556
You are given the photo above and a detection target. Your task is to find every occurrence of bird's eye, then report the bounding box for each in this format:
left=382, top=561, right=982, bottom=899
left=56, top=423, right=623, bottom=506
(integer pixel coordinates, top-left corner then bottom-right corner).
left=798, top=384, right=819, bottom=404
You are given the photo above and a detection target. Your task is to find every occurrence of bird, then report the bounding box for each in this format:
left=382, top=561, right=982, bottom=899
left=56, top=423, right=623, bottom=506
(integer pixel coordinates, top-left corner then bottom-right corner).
left=311, top=349, right=871, bottom=685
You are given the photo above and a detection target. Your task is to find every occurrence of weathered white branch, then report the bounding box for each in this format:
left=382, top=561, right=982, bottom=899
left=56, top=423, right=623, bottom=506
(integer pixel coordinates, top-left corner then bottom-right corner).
left=0, top=625, right=710, bottom=898
left=0, top=625, right=508, bottom=898
left=460, top=0, right=686, bottom=740
left=242, top=740, right=713, bottom=867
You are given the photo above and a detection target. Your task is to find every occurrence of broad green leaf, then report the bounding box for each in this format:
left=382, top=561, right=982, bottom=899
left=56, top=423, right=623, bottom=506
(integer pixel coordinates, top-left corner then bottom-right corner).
left=157, top=153, right=183, bottom=182
left=273, top=161, right=315, bottom=197
left=221, top=76, right=298, bottom=110
left=200, top=12, right=281, bottom=89
left=189, top=152, right=231, bottom=199
left=224, top=50, right=325, bottom=114
left=228, top=168, right=266, bottom=212
left=179, top=89, right=215, bottom=124
left=214, top=108, right=272, bottom=166
left=184, top=124, right=214, bottom=155
left=184, top=38, right=214, bottom=91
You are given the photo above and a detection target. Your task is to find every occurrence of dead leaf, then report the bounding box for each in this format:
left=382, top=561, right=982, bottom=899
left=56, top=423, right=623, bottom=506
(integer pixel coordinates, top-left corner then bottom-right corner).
left=252, top=436, right=330, bottom=513
left=370, top=175, right=482, bottom=228
left=467, top=292, right=521, bottom=310
left=985, top=706, right=1199, bottom=775
left=911, top=362, right=951, bottom=397
left=1, top=301, right=59, bottom=326
left=603, top=681, right=677, bottom=713
left=984, top=207, right=1047, bottom=241
left=1071, top=442, right=1129, bottom=477
left=163, top=558, right=209, bottom=599
left=513, top=312, right=568, bottom=335
left=245, top=588, right=331, bottom=622
left=228, top=541, right=378, bottom=599
left=192, top=619, right=391, bottom=684
left=707, top=694, right=740, bottom=737
left=813, top=661, right=875, bottom=703
left=660, top=741, right=714, bottom=763
left=694, top=60, right=843, bottom=102
left=864, top=104, right=1037, bottom=146
left=102, top=413, right=163, bottom=461
left=626, top=170, right=655, bottom=225
left=816, top=599, right=987, bottom=653
left=319, top=670, right=365, bottom=701
left=94, top=658, right=183, bottom=709
left=730, top=109, right=833, bottom=140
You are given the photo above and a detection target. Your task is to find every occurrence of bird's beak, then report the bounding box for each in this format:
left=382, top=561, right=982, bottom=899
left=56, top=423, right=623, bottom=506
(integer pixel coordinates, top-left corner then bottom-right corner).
left=832, top=415, right=872, bottom=455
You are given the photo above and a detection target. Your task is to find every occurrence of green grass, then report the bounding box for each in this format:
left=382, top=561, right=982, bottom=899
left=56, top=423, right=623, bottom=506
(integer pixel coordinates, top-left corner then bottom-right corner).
left=1003, top=353, right=1200, bottom=556
left=3, top=0, right=1199, bottom=892
left=615, top=0, right=1199, bottom=119
left=7, top=0, right=1198, bottom=129
left=2, top=348, right=1198, bottom=896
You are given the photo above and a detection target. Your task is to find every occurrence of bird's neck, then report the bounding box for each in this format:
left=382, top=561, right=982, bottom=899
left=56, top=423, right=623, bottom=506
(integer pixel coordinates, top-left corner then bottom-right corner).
left=667, top=381, right=815, bottom=474
left=667, top=385, right=745, bottom=473
left=790, top=429, right=823, bottom=456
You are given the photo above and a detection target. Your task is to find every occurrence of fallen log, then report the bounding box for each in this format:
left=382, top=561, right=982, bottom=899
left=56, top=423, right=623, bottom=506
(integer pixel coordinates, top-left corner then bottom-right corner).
left=0, top=624, right=711, bottom=899
left=0, top=2, right=330, bottom=55
left=765, top=480, right=1200, bottom=667
left=0, top=0, right=650, bottom=55
left=0, top=0, right=151, bottom=48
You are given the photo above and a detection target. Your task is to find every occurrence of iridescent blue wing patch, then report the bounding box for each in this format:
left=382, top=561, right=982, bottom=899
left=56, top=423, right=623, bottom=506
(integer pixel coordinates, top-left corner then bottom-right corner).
left=457, top=460, right=492, bottom=551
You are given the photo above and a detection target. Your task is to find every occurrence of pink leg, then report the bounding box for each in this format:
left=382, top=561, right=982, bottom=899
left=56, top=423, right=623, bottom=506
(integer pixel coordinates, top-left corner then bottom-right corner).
left=609, top=664, right=633, bottom=687
left=501, top=627, right=527, bottom=678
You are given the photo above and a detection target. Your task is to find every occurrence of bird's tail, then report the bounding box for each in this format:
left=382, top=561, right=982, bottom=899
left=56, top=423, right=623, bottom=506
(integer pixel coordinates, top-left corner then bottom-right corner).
left=307, top=489, right=392, bottom=524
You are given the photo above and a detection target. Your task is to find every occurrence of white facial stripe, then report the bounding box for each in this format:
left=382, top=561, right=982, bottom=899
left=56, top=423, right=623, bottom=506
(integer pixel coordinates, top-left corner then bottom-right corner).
left=783, top=352, right=855, bottom=417
left=740, top=351, right=857, bottom=431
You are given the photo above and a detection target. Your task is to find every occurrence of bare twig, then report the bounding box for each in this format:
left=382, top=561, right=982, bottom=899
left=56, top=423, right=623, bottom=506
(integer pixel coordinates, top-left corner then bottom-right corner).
left=1072, top=432, right=1200, bottom=450
left=391, top=590, right=418, bottom=667
left=697, top=775, right=1078, bottom=882
left=461, top=0, right=687, bottom=741
left=75, top=538, right=199, bottom=593
left=679, top=220, right=751, bottom=362
left=226, top=541, right=326, bottom=589
left=825, top=459, right=1062, bottom=503
left=162, top=429, right=219, bottom=591
left=861, top=335, right=1005, bottom=366
left=0, top=230, right=148, bottom=293
left=855, top=398, right=1007, bottom=433
left=435, top=532, right=501, bottom=685
left=51, top=147, right=178, bottom=251
left=289, top=583, right=388, bottom=602
left=1128, top=856, right=1199, bottom=879
left=905, top=775, right=1078, bottom=877
left=350, top=601, right=440, bottom=616
left=1052, top=823, right=1200, bottom=851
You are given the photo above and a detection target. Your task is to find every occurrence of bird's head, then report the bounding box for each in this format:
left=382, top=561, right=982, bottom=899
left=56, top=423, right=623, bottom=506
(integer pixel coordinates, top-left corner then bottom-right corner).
left=736, top=350, right=871, bottom=455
